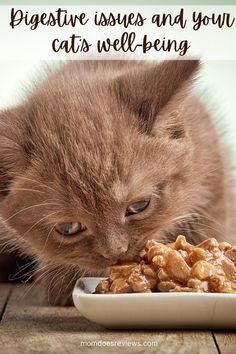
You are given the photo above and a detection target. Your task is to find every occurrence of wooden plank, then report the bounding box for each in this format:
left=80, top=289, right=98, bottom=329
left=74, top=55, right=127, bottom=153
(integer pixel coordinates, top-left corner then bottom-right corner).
left=213, top=332, right=236, bottom=354
left=0, top=283, right=12, bottom=321
left=0, top=284, right=218, bottom=354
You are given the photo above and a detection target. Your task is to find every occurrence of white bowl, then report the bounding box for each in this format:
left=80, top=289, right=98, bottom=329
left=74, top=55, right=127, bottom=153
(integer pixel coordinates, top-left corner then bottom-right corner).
left=72, top=277, right=236, bottom=329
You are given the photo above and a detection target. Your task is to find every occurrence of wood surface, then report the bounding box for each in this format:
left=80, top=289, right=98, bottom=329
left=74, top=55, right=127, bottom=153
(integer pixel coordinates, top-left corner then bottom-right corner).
left=0, top=284, right=235, bottom=353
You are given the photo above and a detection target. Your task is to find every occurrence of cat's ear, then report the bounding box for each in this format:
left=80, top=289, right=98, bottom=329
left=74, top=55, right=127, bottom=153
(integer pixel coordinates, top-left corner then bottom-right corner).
left=0, top=107, right=27, bottom=197
left=115, top=60, right=199, bottom=137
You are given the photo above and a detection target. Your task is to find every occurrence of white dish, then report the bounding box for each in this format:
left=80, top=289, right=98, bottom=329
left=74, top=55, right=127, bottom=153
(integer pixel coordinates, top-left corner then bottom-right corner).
left=72, top=277, right=236, bottom=329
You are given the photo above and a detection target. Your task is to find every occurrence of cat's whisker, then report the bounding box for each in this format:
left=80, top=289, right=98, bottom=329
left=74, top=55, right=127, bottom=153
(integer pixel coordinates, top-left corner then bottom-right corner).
left=21, top=263, right=49, bottom=284
left=0, top=236, right=23, bottom=254
left=9, top=173, right=59, bottom=194
left=192, top=221, right=222, bottom=235
left=47, top=267, right=65, bottom=302
left=169, top=211, right=224, bottom=236
left=24, top=272, right=47, bottom=284
left=0, top=241, right=12, bottom=253
left=21, top=267, right=53, bottom=298
left=0, top=188, right=46, bottom=194
left=169, top=213, right=198, bottom=224
left=42, top=222, right=58, bottom=251
left=180, top=210, right=224, bottom=233
left=34, top=263, right=54, bottom=281
left=8, top=259, right=37, bottom=281
left=191, top=209, right=225, bottom=229
left=3, top=202, right=61, bottom=223
left=24, top=260, right=56, bottom=287
left=49, top=267, right=75, bottom=303
left=200, top=215, right=225, bottom=230
left=12, top=267, right=36, bottom=282
left=15, top=259, right=43, bottom=290
left=172, top=217, right=224, bottom=240
left=21, top=211, right=61, bottom=239
left=54, top=270, right=68, bottom=301
left=57, top=266, right=84, bottom=304
left=174, top=226, right=209, bottom=242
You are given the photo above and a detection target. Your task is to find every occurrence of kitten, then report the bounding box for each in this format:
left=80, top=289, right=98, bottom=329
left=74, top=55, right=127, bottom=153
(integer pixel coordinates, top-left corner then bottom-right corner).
left=0, top=60, right=234, bottom=305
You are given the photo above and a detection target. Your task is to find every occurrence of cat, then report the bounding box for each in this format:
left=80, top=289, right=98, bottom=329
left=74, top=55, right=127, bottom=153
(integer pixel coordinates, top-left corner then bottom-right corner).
left=0, top=60, right=235, bottom=305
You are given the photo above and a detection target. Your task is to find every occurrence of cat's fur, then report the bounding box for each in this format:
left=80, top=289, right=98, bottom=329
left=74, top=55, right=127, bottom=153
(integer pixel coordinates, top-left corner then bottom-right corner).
left=0, top=60, right=234, bottom=305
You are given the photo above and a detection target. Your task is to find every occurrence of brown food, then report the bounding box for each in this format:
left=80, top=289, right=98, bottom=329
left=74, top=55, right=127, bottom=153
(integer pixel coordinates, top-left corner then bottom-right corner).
left=95, top=236, right=236, bottom=294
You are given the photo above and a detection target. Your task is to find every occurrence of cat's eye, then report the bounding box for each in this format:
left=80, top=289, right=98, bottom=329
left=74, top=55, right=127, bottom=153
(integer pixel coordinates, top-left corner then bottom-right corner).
left=55, top=222, right=87, bottom=236
left=125, top=200, right=150, bottom=217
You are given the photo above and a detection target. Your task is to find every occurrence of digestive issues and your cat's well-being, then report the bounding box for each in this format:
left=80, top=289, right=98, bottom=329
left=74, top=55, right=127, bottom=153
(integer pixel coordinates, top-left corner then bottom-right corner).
left=0, top=60, right=235, bottom=305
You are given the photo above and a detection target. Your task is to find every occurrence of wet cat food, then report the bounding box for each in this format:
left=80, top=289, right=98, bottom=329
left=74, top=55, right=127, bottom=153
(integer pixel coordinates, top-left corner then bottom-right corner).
left=95, top=236, right=236, bottom=294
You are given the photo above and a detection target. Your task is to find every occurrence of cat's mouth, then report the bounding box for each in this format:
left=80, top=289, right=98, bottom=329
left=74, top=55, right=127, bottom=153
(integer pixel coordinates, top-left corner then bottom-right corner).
left=109, top=252, right=142, bottom=266
left=96, top=251, right=142, bottom=269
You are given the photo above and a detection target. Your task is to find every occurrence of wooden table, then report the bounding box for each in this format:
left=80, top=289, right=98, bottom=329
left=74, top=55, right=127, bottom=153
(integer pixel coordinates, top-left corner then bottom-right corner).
left=0, top=283, right=235, bottom=354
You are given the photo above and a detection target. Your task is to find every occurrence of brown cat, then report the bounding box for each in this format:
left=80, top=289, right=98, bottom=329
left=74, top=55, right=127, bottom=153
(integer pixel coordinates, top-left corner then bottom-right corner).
left=0, top=60, right=234, bottom=305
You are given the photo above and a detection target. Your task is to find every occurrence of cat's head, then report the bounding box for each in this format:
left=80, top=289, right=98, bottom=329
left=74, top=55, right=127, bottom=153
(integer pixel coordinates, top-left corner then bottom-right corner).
left=0, top=60, right=199, bottom=274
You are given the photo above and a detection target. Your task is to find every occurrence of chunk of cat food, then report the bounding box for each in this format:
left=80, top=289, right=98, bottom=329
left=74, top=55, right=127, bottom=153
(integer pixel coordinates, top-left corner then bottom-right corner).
left=187, top=247, right=208, bottom=266
left=165, top=250, right=191, bottom=282
left=147, top=244, right=168, bottom=262
left=225, top=247, right=236, bottom=263
left=173, top=234, right=193, bottom=252
left=157, top=268, right=169, bottom=281
left=197, top=238, right=219, bottom=250
left=107, top=263, right=138, bottom=276
left=191, top=261, right=215, bottom=280
left=221, top=257, right=236, bottom=281
left=209, top=275, right=225, bottom=292
left=141, top=263, right=157, bottom=278
left=145, top=239, right=158, bottom=249
left=152, top=255, right=166, bottom=267
left=170, top=286, right=202, bottom=293
left=109, top=278, right=132, bottom=293
left=95, top=279, right=110, bottom=294
left=95, top=235, right=236, bottom=294
left=128, top=270, right=153, bottom=292
left=187, top=279, right=209, bottom=291
left=106, top=263, right=138, bottom=282
left=219, top=242, right=232, bottom=251
left=158, top=280, right=178, bottom=291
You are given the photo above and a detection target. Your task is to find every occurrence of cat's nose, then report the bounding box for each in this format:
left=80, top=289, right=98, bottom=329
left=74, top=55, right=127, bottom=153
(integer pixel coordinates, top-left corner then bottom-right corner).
left=101, top=246, right=128, bottom=260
